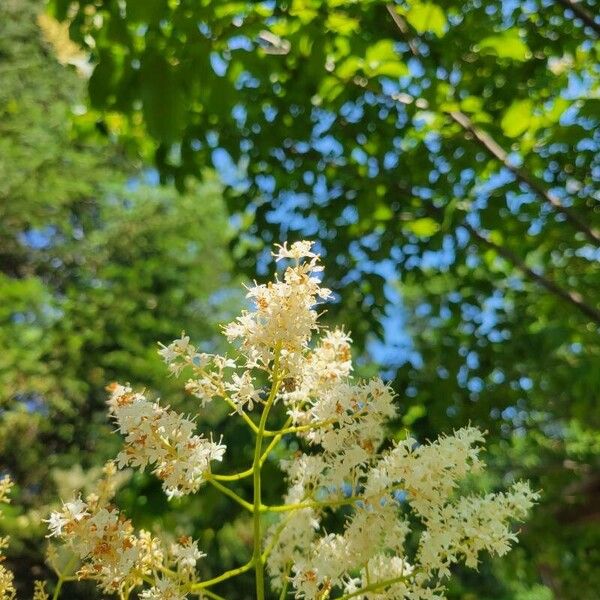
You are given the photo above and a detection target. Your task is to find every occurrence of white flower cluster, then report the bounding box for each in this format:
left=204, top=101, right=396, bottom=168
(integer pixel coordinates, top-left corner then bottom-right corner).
left=45, top=464, right=203, bottom=597
left=159, top=335, right=236, bottom=407
left=106, top=383, right=226, bottom=499
left=271, top=427, right=537, bottom=598
left=170, top=536, right=206, bottom=577
left=139, top=578, right=187, bottom=600
left=39, top=240, right=536, bottom=600
left=224, top=241, right=332, bottom=375
left=47, top=498, right=144, bottom=592
left=32, top=582, right=48, bottom=600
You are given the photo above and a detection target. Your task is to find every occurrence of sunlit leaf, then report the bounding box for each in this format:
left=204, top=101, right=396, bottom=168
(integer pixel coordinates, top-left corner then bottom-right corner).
left=501, top=99, right=533, bottom=138
left=405, top=2, right=447, bottom=37
left=336, top=55, right=362, bottom=79
left=364, top=39, right=408, bottom=77
left=406, top=217, right=440, bottom=238
left=373, top=203, right=393, bottom=221
left=326, top=12, right=359, bottom=35
left=479, top=30, right=529, bottom=60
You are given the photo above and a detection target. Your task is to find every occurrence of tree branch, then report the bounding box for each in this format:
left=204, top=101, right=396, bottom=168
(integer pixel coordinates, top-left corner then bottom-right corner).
left=385, top=4, right=420, bottom=56
left=449, top=111, right=600, bottom=246
left=554, top=0, right=600, bottom=36
left=383, top=8, right=600, bottom=246
left=464, top=223, right=600, bottom=324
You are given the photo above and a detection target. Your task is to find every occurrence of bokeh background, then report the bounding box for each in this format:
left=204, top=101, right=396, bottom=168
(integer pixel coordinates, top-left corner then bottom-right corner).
left=1, top=0, right=599, bottom=598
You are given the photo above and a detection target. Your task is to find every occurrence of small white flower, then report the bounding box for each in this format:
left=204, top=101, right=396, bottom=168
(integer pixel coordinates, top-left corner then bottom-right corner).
left=225, top=370, right=262, bottom=412
left=140, top=577, right=187, bottom=600
left=170, top=536, right=205, bottom=574
left=272, top=241, right=317, bottom=261
left=45, top=512, right=69, bottom=538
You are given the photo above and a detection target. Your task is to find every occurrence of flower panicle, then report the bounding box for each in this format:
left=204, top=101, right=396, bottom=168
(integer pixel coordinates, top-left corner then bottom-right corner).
left=105, top=383, right=225, bottom=499
left=40, top=240, right=537, bottom=600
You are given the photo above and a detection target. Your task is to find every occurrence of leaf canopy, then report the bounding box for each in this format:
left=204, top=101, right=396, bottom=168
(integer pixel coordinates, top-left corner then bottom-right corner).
left=25, top=0, right=600, bottom=596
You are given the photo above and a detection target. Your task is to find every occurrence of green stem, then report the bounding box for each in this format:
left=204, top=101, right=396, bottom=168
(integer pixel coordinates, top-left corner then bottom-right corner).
left=52, top=578, right=65, bottom=600
left=278, top=563, right=292, bottom=600
left=51, top=555, right=77, bottom=600
left=213, top=466, right=254, bottom=481
left=263, top=479, right=411, bottom=514
left=191, top=560, right=255, bottom=591
left=197, top=588, right=229, bottom=600
left=253, top=347, right=282, bottom=600
left=335, top=574, right=410, bottom=600
left=263, top=418, right=337, bottom=438
left=206, top=478, right=254, bottom=512
left=262, top=495, right=362, bottom=513
left=223, top=396, right=260, bottom=433
left=260, top=417, right=292, bottom=467
left=212, top=418, right=291, bottom=484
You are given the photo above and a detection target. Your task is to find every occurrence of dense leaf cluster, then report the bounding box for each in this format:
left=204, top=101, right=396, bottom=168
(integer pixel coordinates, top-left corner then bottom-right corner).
left=0, top=0, right=232, bottom=593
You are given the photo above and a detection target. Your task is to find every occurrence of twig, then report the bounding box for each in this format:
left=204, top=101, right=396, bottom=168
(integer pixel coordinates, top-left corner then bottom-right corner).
left=555, top=0, right=600, bottom=35
left=465, top=223, right=600, bottom=324
left=449, top=111, right=600, bottom=246
left=206, top=478, right=254, bottom=512
left=385, top=4, right=420, bottom=56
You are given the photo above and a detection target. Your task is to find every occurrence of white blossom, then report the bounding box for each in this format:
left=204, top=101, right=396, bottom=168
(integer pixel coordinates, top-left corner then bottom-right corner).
left=170, top=536, right=205, bottom=575
left=273, top=241, right=318, bottom=262
left=106, top=383, right=225, bottom=498
left=40, top=240, right=537, bottom=600
left=225, top=370, right=262, bottom=412
left=139, top=578, right=187, bottom=600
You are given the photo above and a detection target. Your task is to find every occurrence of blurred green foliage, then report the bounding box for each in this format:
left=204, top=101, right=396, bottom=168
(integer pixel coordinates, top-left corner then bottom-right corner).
left=1, top=0, right=599, bottom=598
left=0, top=0, right=233, bottom=592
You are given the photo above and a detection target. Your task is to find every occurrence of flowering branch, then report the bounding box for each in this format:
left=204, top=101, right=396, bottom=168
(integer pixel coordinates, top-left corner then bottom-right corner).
left=37, top=241, right=537, bottom=600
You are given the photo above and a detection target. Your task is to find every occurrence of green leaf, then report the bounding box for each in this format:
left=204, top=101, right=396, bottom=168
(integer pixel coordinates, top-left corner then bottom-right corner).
left=126, top=0, right=167, bottom=24
left=501, top=99, right=533, bottom=137
left=326, top=12, right=359, bottom=35
left=479, top=30, right=530, bottom=61
left=406, top=217, right=440, bottom=238
left=402, top=404, right=427, bottom=426
left=289, top=0, right=319, bottom=23
left=405, top=2, right=447, bottom=37
left=364, top=40, right=408, bottom=77
left=89, top=51, right=118, bottom=108
left=336, top=56, right=362, bottom=79
left=365, top=39, right=396, bottom=66
left=460, top=96, right=484, bottom=114
left=373, top=204, right=393, bottom=221
left=318, top=77, right=344, bottom=102
left=372, top=61, right=409, bottom=78
left=140, top=53, right=186, bottom=143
